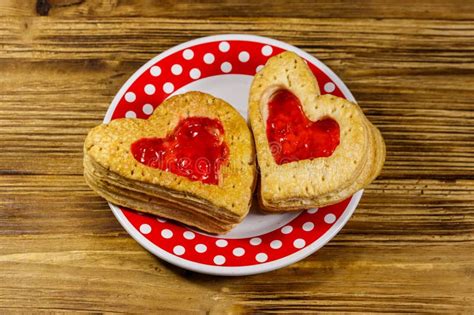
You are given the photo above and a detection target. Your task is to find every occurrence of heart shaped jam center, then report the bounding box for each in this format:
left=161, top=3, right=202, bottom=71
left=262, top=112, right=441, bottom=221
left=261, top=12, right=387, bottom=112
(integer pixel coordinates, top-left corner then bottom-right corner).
left=266, top=89, right=340, bottom=165
left=131, top=117, right=229, bottom=185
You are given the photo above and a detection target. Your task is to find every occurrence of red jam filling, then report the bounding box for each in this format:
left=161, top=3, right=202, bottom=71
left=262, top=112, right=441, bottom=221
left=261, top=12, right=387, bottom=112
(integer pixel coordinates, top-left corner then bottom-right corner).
left=266, top=89, right=340, bottom=165
left=131, top=117, right=229, bottom=185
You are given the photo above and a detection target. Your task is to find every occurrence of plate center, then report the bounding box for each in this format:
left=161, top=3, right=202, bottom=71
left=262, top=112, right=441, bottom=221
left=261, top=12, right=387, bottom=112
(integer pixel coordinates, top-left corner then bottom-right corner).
left=172, top=74, right=252, bottom=119
left=223, top=203, right=301, bottom=239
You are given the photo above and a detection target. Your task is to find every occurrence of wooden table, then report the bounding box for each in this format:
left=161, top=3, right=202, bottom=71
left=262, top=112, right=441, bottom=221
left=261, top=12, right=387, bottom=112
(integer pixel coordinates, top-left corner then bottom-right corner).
left=1, top=1, right=473, bottom=313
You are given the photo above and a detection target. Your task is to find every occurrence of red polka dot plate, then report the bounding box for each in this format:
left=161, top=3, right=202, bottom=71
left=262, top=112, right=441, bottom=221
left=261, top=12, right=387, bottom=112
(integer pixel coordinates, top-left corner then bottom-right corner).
left=104, top=34, right=362, bottom=276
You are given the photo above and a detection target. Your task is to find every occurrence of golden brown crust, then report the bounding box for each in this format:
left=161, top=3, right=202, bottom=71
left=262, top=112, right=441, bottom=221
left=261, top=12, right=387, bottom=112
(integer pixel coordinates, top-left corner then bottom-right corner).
left=84, top=91, right=257, bottom=233
left=249, top=51, right=385, bottom=211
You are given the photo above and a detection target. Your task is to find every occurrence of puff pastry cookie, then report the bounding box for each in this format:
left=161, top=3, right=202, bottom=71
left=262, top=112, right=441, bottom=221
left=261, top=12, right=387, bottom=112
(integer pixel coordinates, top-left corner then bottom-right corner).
left=249, top=51, right=385, bottom=212
left=84, top=92, right=256, bottom=233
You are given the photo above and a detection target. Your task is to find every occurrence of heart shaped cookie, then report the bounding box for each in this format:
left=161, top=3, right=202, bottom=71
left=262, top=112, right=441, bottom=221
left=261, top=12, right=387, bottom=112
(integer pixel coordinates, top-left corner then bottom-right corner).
left=249, top=52, right=385, bottom=211
left=84, top=92, right=256, bottom=233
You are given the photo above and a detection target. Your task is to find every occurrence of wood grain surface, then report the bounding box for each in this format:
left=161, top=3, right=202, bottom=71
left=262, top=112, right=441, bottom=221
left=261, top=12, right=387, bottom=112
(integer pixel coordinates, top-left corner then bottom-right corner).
left=0, top=0, right=473, bottom=313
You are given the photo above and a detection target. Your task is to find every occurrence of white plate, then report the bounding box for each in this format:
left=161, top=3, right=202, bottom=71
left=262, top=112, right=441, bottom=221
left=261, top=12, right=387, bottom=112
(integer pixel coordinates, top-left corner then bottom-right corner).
left=104, top=34, right=361, bottom=276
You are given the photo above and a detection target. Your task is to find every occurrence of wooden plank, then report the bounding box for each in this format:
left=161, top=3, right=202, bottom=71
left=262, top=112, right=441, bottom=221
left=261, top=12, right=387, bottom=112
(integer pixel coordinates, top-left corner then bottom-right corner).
left=2, top=17, right=474, bottom=62
left=1, top=175, right=473, bottom=240
left=0, top=234, right=472, bottom=313
left=1, top=0, right=474, bottom=20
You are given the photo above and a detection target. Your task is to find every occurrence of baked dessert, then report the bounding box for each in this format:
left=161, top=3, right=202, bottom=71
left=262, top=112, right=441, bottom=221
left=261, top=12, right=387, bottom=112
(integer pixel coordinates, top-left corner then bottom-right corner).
left=84, top=92, right=256, bottom=233
left=249, top=51, right=385, bottom=211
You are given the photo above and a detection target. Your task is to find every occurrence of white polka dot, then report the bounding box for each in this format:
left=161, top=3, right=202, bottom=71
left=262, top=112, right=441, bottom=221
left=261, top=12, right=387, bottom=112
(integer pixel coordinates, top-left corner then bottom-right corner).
left=124, top=92, right=136, bottom=102
left=171, top=64, right=183, bottom=75
left=270, top=240, right=282, bottom=249
left=307, top=208, right=318, bottom=214
left=150, top=66, right=161, bottom=77
left=233, top=247, right=245, bottom=257
left=302, top=222, right=315, bottom=232
left=203, top=53, right=215, bottom=64
left=294, top=238, right=306, bottom=249
left=281, top=225, right=293, bottom=234
left=250, top=237, right=262, bottom=246
left=256, top=253, right=268, bottom=263
left=163, top=82, right=174, bottom=94
left=157, top=217, right=166, bottom=223
left=324, top=82, right=336, bottom=93
left=144, top=83, right=156, bottom=95
left=189, top=68, right=201, bottom=79
left=324, top=213, right=337, bottom=224
left=161, top=229, right=173, bottom=239
left=219, top=41, right=230, bottom=52
left=125, top=111, right=136, bottom=118
left=213, top=255, right=226, bottom=265
left=142, top=103, right=154, bottom=115
left=216, top=239, right=228, bottom=248
left=139, top=224, right=151, bottom=234
left=183, top=231, right=195, bottom=240
left=220, top=62, right=232, bottom=73
left=256, top=65, right=264, bottom=73
left=238, top=51, right=250, bottom=62
left=261, top=45, right=273, bottom=56
left=182, top=49, right=194, bottom=60
left=173, top=245, right=185, bottom=256
left=195, top=244, right=207, bottom=253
